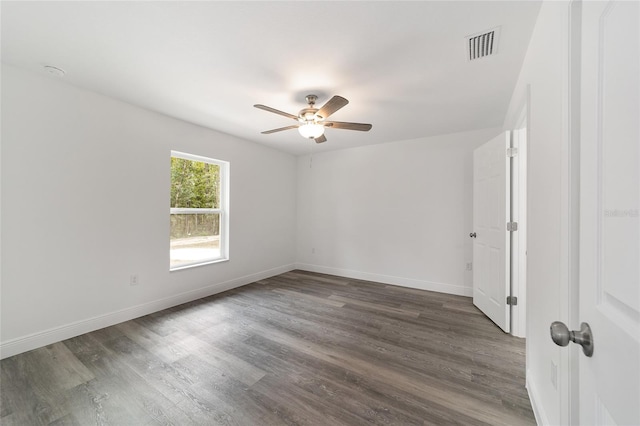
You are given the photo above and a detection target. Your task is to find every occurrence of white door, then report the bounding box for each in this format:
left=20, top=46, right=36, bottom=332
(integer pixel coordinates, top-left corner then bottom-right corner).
left=472, top=132, right=511, bottom=333
left=578, top=1, right=640, bottom=424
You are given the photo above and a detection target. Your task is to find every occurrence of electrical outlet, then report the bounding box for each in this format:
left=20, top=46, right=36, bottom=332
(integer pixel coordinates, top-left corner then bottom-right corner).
left=311, top=248, right=316, bottom=254
left=130, top=274, right=139, bottom=286
left=466, top=262, right=473, bottom=271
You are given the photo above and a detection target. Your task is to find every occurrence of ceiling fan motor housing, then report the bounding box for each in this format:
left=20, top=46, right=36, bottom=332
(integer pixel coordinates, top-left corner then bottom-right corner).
left=299, top=95, right=324, bottom=123
left=298, top=108, right=322, bottom=123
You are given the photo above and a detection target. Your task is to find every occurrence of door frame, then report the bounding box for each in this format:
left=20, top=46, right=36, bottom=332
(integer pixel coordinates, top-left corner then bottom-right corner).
left=565, top=0, right=582, bottom=423
left=511, top=106, right=528, bottom=338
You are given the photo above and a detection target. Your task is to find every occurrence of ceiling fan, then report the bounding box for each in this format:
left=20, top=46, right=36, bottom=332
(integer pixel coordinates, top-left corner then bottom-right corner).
left=254, top=94, right=372, bottom=143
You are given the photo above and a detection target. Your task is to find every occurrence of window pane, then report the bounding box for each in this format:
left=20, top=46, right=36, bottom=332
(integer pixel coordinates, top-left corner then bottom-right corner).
left=170, top=213, right=220, bottom=268
left=170, top=157, right=220, bottom=209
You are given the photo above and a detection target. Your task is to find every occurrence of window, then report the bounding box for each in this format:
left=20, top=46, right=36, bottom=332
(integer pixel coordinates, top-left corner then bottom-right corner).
left=170, top=151, right=229, bottom=270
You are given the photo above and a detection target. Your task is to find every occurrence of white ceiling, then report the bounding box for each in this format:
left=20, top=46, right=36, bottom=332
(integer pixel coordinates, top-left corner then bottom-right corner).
left=1, top=1, right=541, bottom=156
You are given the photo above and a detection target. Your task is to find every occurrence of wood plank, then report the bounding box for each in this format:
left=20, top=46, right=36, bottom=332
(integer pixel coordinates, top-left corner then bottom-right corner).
left=328, top=294, right=421, bottom=318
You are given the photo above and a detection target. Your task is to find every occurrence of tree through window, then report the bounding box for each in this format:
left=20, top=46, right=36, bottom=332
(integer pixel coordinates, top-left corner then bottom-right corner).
left=170, top=151, right=229, bottom=270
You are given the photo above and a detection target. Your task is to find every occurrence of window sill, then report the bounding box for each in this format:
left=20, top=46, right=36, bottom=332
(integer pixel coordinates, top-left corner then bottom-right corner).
left=170, top=257, right=229, bottom=272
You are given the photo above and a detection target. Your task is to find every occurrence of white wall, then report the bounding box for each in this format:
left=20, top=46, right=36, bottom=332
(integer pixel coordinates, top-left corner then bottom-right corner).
left=0, top=65, right=297, bottom=358
left=296, top=128, right=501, bottom=296
left=502, top=2, right=571, bottom=425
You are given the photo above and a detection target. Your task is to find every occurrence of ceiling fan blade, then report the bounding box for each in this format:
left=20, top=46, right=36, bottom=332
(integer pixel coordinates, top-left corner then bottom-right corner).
left=324, top=121, right=372, bottom=131
left=254, top=104, right=298, bottom=120
left=315, top=134, right=327, bottom=143
left=261, top=124, right=300, bottom=134
left=317, top=95, right=349, bottom=119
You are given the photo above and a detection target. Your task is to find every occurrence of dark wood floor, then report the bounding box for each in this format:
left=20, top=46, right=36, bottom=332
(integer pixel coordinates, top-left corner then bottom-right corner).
left=1, top=270, right=535, bottom=425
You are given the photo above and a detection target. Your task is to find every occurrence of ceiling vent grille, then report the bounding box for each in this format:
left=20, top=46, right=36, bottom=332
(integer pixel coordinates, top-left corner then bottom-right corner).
left=466, top=27, right=500, bottom=61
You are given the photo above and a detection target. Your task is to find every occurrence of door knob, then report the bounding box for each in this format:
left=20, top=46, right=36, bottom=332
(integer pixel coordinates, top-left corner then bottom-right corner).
left=550, top=321, right=594, bottom=357
left=469, top=232, right=477, bottom=238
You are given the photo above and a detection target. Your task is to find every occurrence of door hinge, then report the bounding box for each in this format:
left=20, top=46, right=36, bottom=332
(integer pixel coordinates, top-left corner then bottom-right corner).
left=507, top=221, right=518, bottom=231
left=507, top=147, right=518, bottom=157
left=507, top=296, right=518, bottom=306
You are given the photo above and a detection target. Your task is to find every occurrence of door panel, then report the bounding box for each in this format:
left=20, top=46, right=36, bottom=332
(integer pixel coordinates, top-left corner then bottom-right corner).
left=579, top=1, right=640, bottom=424
left=473, top=132, right=510, bottom=332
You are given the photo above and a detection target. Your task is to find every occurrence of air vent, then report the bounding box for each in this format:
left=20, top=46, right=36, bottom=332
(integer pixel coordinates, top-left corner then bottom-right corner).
left=466, top=27, right=500, bottom=61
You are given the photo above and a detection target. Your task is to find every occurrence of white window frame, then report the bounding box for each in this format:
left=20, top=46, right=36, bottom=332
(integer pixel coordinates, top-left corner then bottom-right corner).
left=170, top=150, right=229, bottom=271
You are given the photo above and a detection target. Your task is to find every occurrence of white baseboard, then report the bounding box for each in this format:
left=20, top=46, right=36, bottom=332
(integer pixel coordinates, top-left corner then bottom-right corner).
left=526, top=369, right=547, bottom=426
left=294, top=263, right=472, bottom=297
left=0, top=264, right=295, bottom=360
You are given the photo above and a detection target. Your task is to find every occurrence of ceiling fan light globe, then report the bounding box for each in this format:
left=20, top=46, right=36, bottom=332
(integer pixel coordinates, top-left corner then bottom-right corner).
left=298, top=123, right=324, bottom=139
